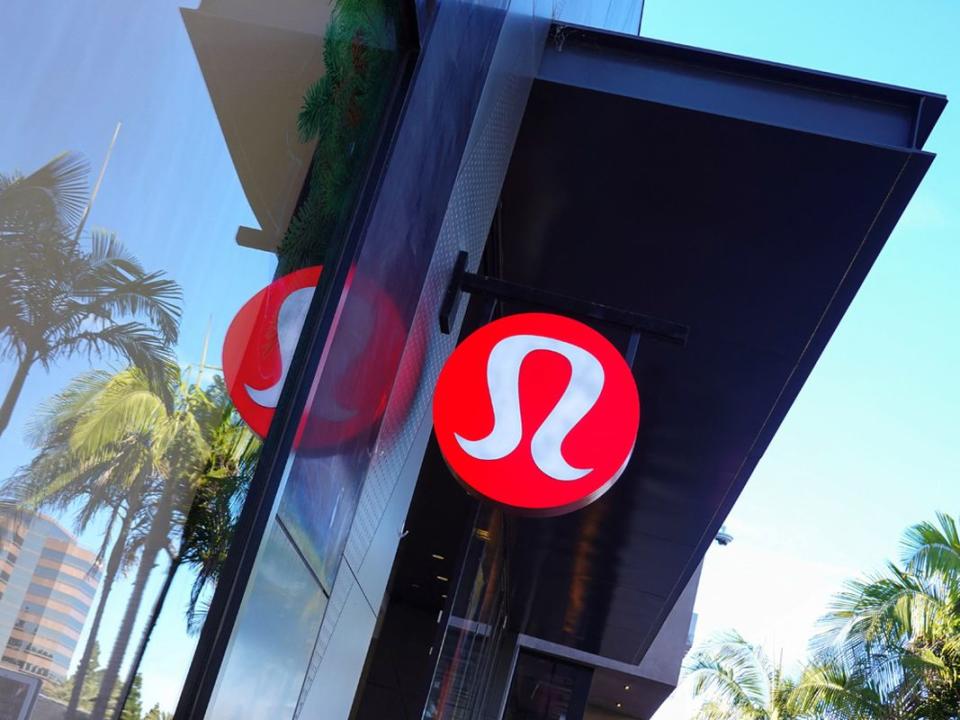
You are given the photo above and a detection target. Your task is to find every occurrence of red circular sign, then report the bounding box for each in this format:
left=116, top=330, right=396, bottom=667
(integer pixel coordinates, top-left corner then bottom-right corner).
left=223, top=266, right=321, bottom=437
left=432, top=313, right=640, bottom=515
left=223, top=265, right=412, bottom=448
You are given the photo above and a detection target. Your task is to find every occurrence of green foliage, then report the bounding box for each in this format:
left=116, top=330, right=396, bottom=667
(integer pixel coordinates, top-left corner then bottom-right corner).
left=143, top=703, right=172, bottom=720
left=4, top=366, right=259, bottom=717
left=685, top=631, right=800, bottom=720
left=276, top=0, right=400, bottom=274
left=804, top=513, right=960, bottom=719
left=177, top=376, right=260, bottom=634
left=42, top=642, right=104, bottom=713
left=687, top=514, right=960, bottom=720
left=0, top=153, right=250, bottom=719
left=119, top=673, right=143, bottom=720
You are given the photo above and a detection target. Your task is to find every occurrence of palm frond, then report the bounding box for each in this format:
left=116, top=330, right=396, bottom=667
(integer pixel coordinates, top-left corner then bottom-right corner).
left=0, top=152, right=89, bottom=232
left=24, top=369, right=115, bottom=446
left=694, top=699, right=737, bottom=720
left=85, top=229, right=145, bottom=275
left=793, top=661, right=883, bottom=720
left=68, top=375, right=167, bottom=457
left=685, top=631, right=769, bottom=714
left=814, top=566, right=947, bottom=666
left=51, top=322, right=177, bottom=406
left=902, top=512, right=960, bottom=583
left=74, top=230, right=182, bottom=345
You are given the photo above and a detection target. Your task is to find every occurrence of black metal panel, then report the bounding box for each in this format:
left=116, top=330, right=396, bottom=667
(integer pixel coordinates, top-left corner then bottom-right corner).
left=543, top=26, right=946, bottom=150
left=439, top=249, right=689, bottom=343
left=495, top=68, right=940, bottom=665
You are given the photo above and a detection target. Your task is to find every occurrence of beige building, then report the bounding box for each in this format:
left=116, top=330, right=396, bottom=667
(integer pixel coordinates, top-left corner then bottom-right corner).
left=181, top=0, right=333, bottom=252
left=0, top=506, right=100, bottom=684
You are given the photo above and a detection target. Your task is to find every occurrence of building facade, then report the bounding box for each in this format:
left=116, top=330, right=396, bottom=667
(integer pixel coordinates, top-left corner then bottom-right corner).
left=0, top=507, right=99, bottom=685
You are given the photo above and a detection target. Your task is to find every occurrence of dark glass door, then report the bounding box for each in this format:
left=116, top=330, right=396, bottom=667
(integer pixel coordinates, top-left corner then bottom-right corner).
left=504, top=653, right=593, bottom=720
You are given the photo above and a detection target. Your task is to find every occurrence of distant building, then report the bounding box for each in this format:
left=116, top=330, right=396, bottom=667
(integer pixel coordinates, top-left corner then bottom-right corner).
left=0, top=505, right=100, bottom=684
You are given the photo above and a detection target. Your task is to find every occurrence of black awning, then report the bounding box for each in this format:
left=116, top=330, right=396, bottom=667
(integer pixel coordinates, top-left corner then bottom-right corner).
left=498, top=25, right=944, bottom=675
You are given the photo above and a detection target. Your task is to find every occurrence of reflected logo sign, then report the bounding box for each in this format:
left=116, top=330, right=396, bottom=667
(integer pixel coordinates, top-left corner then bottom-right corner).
left=222, top=266, right=321, bottom=437
left=432, top=313, right=640, bottom=515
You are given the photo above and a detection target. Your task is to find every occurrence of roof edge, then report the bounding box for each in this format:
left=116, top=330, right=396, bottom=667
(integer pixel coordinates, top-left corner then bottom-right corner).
left=543, top=23, right=947, bottom=152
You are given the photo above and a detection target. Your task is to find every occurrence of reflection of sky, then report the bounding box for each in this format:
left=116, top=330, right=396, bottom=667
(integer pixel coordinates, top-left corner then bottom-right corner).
left=204, top=524, right=326, bottom=720
left=0, top=0, right=277, bottom=712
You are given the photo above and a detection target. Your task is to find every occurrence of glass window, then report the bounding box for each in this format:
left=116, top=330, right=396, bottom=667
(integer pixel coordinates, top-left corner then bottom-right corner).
left=423, top=511, right=509, bottom=720
left=203, top=523, right=327, bottom=720
left=0, top=1, right=403, bottom=718
left=504, top=653, right=593, bottom=720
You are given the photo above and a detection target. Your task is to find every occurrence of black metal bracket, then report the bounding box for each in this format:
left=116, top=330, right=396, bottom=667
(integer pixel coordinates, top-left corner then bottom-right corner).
left=439, top=251, right=688, bottom=364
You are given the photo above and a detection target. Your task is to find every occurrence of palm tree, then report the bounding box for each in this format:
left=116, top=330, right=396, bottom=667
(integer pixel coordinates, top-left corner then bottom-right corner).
left=83, top=369, right=210, bottom=720
left=94, top=371, right=264, bottom=720
left=4, top=365, right=208, bottom=719
left=804, top=513, right=960, bottom=720
left=0, top=152, right=181, bottom=436
left=6, top=365, right=261, bottom=720
left=4, top=369, right=160, bottom=719
left=177, top=382, right=259, bottom=634
left=112, top=378, right=259, bottom=719
left=901, top=513, right=960, bottom=718
left=685, top=631, right=801, bottom=720
left=793, top=658, right=921, bottom=720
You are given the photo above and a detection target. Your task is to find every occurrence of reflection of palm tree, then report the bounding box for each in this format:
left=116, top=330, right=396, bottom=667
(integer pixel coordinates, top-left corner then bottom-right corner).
left=81, top=369, right=209, bottom=720
left=115, top=378, right=259, bottom=715
left=6, top=365, right=259, bottom=719
left=113, top=376, right=259, bottom=719
left=178, top=376, right=259, bottom=633
left=5, top=367, right=204, bottom=719
left=4, top=370, right=157, bottom=719
left=0, top=153, right=181, bottom=436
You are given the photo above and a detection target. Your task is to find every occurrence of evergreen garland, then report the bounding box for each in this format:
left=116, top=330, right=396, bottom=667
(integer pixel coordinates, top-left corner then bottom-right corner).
left=276, top=0, right=399, bottom=275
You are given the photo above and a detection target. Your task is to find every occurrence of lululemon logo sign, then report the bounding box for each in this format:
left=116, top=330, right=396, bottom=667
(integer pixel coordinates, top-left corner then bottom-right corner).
left=222, top=266, right=321, bottom=437
left=433, top=313, right=640, bottom=515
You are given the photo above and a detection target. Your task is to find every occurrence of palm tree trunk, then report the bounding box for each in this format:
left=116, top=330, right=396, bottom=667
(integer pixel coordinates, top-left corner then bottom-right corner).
left=0, top=353, right=33, bottom=437
left=111, top=551, right=182, bottom=720
left=92, top=490, right=175, bottom=719
left=66, top=503, right=134, bottom=720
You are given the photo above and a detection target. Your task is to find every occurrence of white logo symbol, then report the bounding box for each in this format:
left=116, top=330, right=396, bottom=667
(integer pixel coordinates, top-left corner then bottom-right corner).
left=245, top=286, right=315, bottom=408
left=455, top=334, right=605, bottom=481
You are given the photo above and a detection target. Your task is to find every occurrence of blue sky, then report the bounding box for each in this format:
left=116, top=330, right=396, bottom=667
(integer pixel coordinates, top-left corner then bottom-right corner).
left=1, top=0, right=958, bottom=717
left=641, top=0, right=960, bottom=716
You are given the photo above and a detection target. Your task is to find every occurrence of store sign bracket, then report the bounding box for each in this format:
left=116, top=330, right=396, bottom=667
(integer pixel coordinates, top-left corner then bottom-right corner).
left=438, top=250, right=689, bottom=365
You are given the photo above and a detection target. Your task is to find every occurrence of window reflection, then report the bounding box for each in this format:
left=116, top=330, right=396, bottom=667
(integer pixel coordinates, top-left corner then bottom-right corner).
left=0, top=0, right=403, bottom=716
left=203, top=523, right=327, bottom=720
left=1, top=362, right=259, bottom=719
left=424, top=512, right=509, bottom=720
left=0, top=1, right=295, bottom=717
left=0, top=152, right=181, bottom=438
left=504, top=654, right=593, bottom=720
